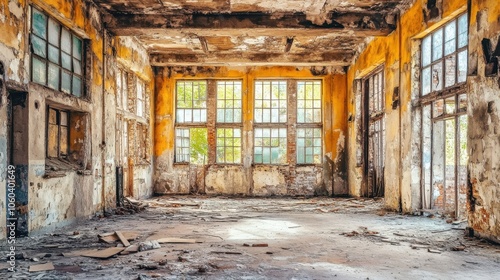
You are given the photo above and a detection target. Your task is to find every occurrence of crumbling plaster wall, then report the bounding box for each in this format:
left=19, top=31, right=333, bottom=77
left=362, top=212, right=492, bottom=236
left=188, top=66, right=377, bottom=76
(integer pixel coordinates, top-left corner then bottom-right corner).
left=0, top=0, right=28, bottom=239
left=0, top=0, right=155, bottom=237
left=347, top=0, right=467, bottom=212
left=114, top=36, right=155, bottom=200
left=154, top=66, right=347, bottom=196
left=467, top=0, right=500, bottom=243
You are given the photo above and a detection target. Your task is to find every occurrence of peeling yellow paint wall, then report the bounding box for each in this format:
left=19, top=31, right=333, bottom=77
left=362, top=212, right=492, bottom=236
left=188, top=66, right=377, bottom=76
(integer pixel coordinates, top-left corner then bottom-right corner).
left=467, top=0, right=500, bottom=242
left=0, top=0, right=155, bottom=237
left=347, top=0, right=467, bottom=212
left=154, top=66, right=347, bottom=196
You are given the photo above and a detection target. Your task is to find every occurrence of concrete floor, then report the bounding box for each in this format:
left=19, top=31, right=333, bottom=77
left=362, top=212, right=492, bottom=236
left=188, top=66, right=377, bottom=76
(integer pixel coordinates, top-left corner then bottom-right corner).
left=2, top=196, right=500, bottom=280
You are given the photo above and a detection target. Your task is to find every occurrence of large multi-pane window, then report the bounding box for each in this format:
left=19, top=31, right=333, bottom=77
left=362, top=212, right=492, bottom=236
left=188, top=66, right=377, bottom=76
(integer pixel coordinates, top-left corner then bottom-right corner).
left=254, top=81, right=288, bottom=164
left=421, top=13, right=468, bottom=95
left=174, top=79, right=323, bottom=165
left=31, top=7, right=84, bottom=97
left=216, top=81, right=242, bottom=163
left=297, top=81, right=322, bottom=164
left=420, top=13, right=468, bottom=218
left=175, top=81, right=209, bottom=164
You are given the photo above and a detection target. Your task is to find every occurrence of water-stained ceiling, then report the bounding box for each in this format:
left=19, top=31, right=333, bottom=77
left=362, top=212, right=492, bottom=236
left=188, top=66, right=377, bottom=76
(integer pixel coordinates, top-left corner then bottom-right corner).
left=95, top=0, right=410, bottom=66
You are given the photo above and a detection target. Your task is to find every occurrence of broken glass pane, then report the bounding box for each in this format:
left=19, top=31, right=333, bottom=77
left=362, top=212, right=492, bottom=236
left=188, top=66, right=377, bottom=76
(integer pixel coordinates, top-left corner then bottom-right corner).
left=444, top=54, right=456, bottom=88
left=445, top=96, right=456, bottom=114
left=458, top=94, right=467, bottom=112
left=48, top=18, right=60, bottom=46
left=32, top=57, right=47, bottom=85
left=48, top=63, right=60, bottom=90
left=48, top=123, right=59, bottom=158
left=433, top=99, right=444, bottom=117
left=32, top=9, right=47, bottom=39
left=432, top=29, right=443, bottom=62
left=431, top=62, right=443, bottom=92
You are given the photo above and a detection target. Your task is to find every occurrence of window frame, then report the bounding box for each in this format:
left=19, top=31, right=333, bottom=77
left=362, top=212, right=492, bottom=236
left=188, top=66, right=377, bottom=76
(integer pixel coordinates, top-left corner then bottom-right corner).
left=420, top=13, right=468, bottom=98
left=30, top=6, right=85, bottom=98
left=46, top=106, right=70, bottom=160
left=174, top=80, right=209, bottom=164
left=296, top=80, right=323, bottom=165
left=253, top=79, right=289, bottom=165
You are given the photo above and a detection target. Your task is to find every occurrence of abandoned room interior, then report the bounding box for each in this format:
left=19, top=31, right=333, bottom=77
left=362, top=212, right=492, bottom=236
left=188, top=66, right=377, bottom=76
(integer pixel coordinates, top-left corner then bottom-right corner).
left=1, top=0, right=500, bottom=278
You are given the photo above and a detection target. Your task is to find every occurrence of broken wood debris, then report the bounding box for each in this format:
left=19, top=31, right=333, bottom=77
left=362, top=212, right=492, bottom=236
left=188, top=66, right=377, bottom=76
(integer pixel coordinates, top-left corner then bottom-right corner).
left=115, top=231, right=131, bottom=246
left=243, top=243, right=268, bottom=247
left=81, top=247, right=125, bottom=259
left=98, top=231, right=139, bottom=243
left=29, top=262, right=55, bottom=272
left=210, top=251, right=242, bottom=255
left=156, top=238, right=197, bottom=244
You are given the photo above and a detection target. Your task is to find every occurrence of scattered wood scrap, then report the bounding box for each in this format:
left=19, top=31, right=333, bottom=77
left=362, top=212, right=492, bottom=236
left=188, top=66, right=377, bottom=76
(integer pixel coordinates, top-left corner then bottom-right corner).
left=98, top=231, right=139, bottom=243
left=115, top=231, right=130, bottom=246
left=243, top=243, right=268, bottom=247
left=210, top=251, right=242, bottom=255
left=156, top=238, right=196, bottom=244
left=81, top=247, right=125, bottom=259
left=63, top=249, right=100, bottom=257
left=29, top=262, right=54, bottom=272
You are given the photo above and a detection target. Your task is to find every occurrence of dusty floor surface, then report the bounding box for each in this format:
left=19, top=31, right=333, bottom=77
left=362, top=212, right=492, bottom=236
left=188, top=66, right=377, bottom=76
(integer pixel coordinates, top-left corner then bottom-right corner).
left=1, top=196, right=500, bottom=280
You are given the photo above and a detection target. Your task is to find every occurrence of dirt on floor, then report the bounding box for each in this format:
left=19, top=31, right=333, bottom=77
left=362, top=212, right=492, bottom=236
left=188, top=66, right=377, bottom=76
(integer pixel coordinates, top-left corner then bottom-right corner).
left=1, top=196, right=500, bottom=280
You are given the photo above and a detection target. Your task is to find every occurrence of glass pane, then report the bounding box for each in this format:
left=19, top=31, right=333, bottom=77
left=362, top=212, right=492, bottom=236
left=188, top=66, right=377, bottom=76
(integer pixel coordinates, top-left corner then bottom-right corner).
left=432, top=29, right=443, bottom=61
left=32, top=57, right=47, bottom=85
left=48, top=45, right=59, bottom=63
left=48, top=63, right=60, bottom=90
left=431, top=62, right=443, bottom=91
left=48, top=18, right=60, bottom=46
left=433, top=99, right=444, bottom=117
left=61, top=28, right=71, bottom=53
left=422, top=105, right=432, bottom=209
left=32, top=9, right=47, bottom=39
left=72, top=76, right=82, bottom=97
left=457, top=50, right=467, bottom=83
left=444, top=21, right=456, bottom=55
left=61, top=71, right=71, bottom=94
left=190, top=128, right=208, bottom=164
left=61, top=52, right=71, bottom=70
left=60, top=111, right=68, bottom=126
left=422, top=67, right=431, bottom=95
left=73, top=59, right=81, bottom=75
left=48, top=109, right=57, bottom=124
left=444, top=54, right=456, bottom=88
left=422, top=36, right=432, bottom=66
left=48, top=124, right=59, bottom=157
left=458, top=94, right=467, bottom=112
left=73, top=36, right=82, bottom=59
left=458, top=14, right=468, bottom=48
left=59, top=125, right=68, bottom=156
left=32, top=36, right=47, bottom=58
left=445, top=96, right=456, bottom=114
